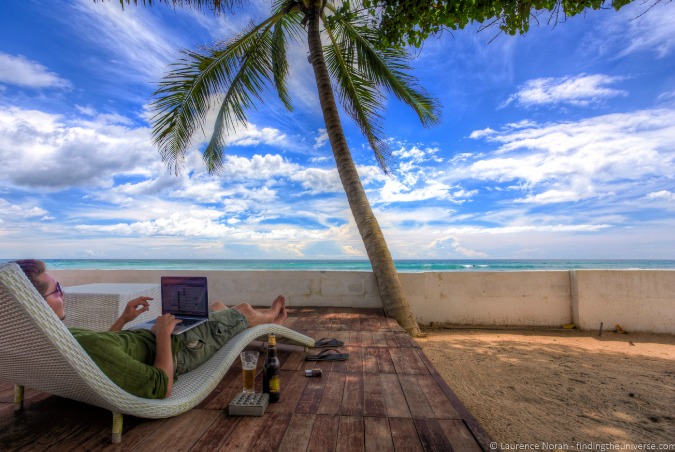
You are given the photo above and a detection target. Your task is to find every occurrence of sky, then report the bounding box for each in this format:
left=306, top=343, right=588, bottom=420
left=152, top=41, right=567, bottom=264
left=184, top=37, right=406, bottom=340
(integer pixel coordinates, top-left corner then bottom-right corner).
left=0, top=0, right=674, bottom=261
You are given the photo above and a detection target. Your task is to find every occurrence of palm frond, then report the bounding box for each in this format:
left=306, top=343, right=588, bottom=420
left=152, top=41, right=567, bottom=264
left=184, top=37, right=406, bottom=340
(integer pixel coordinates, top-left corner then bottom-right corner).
left=150, top=12, right=286, bottom=173
left=326, top=3, right=441, bottom=128
left=322, top=12, right=391, bottom=172
left=201, top=24, right=279, bottom=172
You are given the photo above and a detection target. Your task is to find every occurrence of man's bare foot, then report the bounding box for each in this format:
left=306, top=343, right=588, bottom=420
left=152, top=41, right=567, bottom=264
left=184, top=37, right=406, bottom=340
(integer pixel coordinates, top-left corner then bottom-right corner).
left=234, top=296, right=286, bottom=327
left=264, top=295, right=285, bottom=315
left=273, top=305, right=287, bottom=325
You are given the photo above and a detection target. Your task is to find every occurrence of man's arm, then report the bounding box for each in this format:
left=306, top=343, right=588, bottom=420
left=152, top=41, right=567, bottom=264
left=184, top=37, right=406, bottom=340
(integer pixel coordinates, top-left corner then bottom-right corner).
left=109, top=297, right=152, bottom=332
left=151, top=314, right=181, bottom=398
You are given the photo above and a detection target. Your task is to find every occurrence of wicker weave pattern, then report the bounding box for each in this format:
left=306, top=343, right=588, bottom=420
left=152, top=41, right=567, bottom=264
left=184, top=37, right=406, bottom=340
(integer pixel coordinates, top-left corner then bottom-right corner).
left=63, top=283, right=162, bottom=331
left=0, top=262, right=315, bottom=418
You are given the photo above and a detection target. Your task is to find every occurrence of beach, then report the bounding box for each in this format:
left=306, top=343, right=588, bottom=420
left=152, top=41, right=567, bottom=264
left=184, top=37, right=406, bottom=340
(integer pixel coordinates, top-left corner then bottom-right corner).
left=417, top=327, right=675, bottom=450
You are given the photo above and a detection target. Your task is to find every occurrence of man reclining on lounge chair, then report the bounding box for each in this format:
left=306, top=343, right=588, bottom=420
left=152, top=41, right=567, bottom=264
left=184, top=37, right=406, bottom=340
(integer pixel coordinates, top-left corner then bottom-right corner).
left=13, top=259, right=287, bottom=399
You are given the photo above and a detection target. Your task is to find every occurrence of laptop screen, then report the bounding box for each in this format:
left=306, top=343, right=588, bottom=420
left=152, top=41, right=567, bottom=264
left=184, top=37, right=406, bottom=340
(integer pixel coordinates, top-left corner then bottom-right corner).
left=161, top=276, right=209, bottom=317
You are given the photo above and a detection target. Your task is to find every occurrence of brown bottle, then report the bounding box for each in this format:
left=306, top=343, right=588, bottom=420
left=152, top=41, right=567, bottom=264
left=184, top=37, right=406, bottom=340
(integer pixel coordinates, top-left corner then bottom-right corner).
left=262, top=333, right=281, bottom=402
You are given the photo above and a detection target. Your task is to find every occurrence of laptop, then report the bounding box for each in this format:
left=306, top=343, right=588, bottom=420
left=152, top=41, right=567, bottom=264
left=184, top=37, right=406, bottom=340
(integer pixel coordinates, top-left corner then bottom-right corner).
left=130, top=276, right=209, bottom=335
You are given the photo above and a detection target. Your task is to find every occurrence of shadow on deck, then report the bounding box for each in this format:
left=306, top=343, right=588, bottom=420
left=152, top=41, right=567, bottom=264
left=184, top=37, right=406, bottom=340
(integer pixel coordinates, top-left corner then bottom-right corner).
left=0, top=307, right=492, bottom=451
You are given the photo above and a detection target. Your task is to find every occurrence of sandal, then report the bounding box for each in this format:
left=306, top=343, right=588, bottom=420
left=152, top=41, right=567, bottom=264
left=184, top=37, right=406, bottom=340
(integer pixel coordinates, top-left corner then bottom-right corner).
left=313, top=337, right=345, bottom=348
left=305, top=348, right=350, bottom=361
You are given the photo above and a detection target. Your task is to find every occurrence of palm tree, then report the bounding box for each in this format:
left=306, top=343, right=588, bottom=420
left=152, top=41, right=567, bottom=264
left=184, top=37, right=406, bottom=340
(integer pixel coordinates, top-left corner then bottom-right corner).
left=137, top=0, right=440, bottom=336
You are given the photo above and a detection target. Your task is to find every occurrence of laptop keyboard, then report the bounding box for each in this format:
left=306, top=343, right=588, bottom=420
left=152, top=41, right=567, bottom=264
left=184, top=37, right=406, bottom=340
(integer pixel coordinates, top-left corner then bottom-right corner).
left=178, top=318, right=202, bottom=326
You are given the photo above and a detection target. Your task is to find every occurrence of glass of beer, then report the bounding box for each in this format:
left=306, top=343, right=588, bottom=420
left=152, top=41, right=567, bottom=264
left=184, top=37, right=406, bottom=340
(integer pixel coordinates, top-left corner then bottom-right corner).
left=239, top=351, right=259, bottom=393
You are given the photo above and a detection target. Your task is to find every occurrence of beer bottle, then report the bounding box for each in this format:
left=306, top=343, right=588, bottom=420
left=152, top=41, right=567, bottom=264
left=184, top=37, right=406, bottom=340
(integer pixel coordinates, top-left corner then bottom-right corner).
left=263, top=333, right=281, bottom=402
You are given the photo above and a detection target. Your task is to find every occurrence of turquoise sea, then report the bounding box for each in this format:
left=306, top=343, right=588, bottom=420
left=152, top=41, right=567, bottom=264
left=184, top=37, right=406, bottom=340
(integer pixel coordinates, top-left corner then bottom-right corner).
left=3, top=259, right=675, bottom=272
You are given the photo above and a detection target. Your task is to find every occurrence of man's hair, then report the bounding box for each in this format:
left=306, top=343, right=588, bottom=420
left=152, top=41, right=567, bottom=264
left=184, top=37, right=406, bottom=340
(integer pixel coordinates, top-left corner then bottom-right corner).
left=13, top=259, right=48, bottom=295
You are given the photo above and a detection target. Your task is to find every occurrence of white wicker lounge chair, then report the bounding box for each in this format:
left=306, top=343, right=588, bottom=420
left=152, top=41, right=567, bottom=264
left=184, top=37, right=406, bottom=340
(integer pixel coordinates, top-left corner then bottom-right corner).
left=0, top=262, right=315, bottom=443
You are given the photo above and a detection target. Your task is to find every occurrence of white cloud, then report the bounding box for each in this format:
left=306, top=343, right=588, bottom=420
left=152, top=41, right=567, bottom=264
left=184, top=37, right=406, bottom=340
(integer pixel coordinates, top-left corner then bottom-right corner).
left=220, top=154, right=299, bottom=181
left=342, top=245, right=365, bottom=256
left=503, top=73, right=627, bottom=108
left=70, top=0, right=183, bottom=81
left=469, top=128, right=496, bottom=139
left=425, top=236, right=488, bottom=258
left=615, top=3, right=675, bottom=58
left=643, top=190, right=675, bottom=201
left=226, top=124, right=287, bottom=147
left=292, top=167, right=342, bottom=194
left=442, top=224, right=611, bottom=234
left=379, top=179, right=456, bottom=203
left=314, top=129, right=329, bottom=149
left=0, top=53, right=71, bottom=89
left=392, top=145, right=443, bottom=163
left=461, top=108, right=675, bottom=204
left=0, top=106, right=160, bottom=190
left=0, top=198, right=49, bottom=219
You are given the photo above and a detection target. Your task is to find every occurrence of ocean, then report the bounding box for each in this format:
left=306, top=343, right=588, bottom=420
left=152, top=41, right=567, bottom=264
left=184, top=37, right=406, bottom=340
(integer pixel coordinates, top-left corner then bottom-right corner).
left=3, top=259, right=675, bottom=272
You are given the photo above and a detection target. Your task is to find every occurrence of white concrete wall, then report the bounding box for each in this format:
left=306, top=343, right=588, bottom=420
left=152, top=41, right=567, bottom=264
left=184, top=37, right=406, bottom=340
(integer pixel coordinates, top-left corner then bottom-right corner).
left=400, top=271, right=572, bottom=327
left=571, top=270, right=675, bottom=334
left=51, top=269, right=674, bottom=334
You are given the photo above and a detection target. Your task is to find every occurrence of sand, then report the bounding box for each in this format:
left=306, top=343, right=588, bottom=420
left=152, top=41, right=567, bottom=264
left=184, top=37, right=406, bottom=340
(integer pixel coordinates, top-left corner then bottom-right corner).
left=417, top=327, right=675, bottom=450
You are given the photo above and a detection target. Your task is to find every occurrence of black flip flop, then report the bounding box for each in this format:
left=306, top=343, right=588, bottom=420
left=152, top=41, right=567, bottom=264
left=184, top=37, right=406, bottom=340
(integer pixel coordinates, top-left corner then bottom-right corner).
left=314, top=337, right=345, bottom=348
left=305, top=348, right=350, bottom=361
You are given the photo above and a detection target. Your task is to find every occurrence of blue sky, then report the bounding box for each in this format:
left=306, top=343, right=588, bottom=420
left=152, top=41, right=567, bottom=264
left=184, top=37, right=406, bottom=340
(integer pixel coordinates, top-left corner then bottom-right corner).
left=1, top=0, right=674, bottom=260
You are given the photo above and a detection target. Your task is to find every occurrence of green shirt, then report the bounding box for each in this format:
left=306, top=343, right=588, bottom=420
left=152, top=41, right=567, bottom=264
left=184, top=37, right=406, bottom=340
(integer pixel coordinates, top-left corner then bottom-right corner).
left=69, top=328, right=183, bottom=399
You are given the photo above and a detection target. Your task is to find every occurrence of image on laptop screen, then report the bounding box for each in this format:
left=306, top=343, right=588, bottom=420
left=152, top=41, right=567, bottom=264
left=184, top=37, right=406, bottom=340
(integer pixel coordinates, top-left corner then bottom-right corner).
left=161, top=276, right=208, bottom=317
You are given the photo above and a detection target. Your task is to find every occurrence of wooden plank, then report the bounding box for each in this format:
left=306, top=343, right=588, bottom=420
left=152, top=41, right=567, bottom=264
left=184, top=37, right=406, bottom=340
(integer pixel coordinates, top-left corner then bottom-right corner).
left=317, top=371, right=345, bottom=415
left=364, top=416, right=394, bottom=452
left=248, top=412, right=293, bottom=451
left=398, top=374, right=436, bottom=419
left=375, top=347, right=396, bottom=374
left=360, top=330, right=375, bottom=346
left=389, top=346, right=413, bottom=375
left=390, top=347, right=427, bottom=375
left=340, top=373, right=364, bottom=416
left=0, top=397, right=107, bottom=450
left=414, top=418, right=454, bottom=452
left=267, top=370, right=308, bottom=414
left=98, top=417, right=167, bottom=451
left=216, top=413, right=267, bottom=451
left=348, top=330, right=362, bottom=347
left=336, top=415, right=364, bottom=452
left=295, top=370, right=327, bottom=414
left=362, top=346, right=379, bottom=373
left=395, top=332, right=415, bottom=348
left=418, top=351, right=495, bottom=452
left=201, top=368, right=242, bottom=410
left=307, top=414, right=339, bottom=452
left=372, top=331, right=387, bottom=347
left=389, top=417, right=424, bottom=452
left=380, top=373, right=411, bottom=418
left=278, top=413, right=315, bottom=452
left=281, top=347, right=306, bottom=371
left=417, top=374, right=460, bottom=419
left=439, top=419, right=484, bottom=452
left=363, top=372, right=387, bottom=417
left=345, top=345, right=364, bottom=374
left=186, top=413, right=242, bottom=451
left=133, top=409, right=220, bottom=452
left=383, top=331, right=400, bottom=348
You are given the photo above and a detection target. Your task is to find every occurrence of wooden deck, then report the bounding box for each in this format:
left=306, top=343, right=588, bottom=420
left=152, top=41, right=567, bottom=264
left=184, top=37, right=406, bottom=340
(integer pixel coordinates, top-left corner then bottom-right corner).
left=0, top=307, right=492, bottom=451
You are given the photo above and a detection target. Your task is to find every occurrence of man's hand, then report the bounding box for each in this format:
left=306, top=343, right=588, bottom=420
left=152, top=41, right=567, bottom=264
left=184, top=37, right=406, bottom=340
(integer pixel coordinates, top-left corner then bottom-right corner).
left=151, top=314, right=182, bottom=398
left=151, top=313, right=182, bottom=337
left=109, top=296, right=153, bottom=331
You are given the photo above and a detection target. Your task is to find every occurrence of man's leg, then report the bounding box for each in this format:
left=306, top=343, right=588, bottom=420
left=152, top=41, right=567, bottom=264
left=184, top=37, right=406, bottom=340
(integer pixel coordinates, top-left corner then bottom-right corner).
left=175, top=296, right=288, bottom=374
left=231, top=295, right=287, bottom=327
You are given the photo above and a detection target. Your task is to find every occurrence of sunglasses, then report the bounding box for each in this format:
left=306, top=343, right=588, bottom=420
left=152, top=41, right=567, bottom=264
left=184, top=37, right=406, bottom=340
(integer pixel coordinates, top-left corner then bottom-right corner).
left=45, top=282, right=64, bottom=298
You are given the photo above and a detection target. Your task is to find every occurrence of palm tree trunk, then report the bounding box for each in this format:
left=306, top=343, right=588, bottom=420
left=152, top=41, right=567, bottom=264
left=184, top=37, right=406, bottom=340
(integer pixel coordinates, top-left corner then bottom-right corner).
left=305, top=1, right=422, bottom=337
